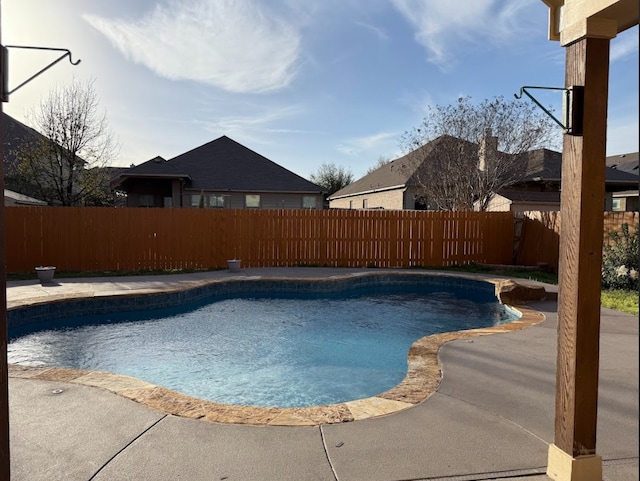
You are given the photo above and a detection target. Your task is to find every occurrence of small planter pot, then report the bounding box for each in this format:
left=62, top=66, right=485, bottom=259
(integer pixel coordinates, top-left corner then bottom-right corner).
left=227, top=259, right=241, bottom=272
left=35, top=266, right=56, bottom=284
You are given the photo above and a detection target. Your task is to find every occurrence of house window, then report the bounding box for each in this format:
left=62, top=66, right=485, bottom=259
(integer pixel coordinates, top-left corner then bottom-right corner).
left=209, top=195, right=226, bottom=208
left=163, top=197, right=173, bottom=208
left=612, top=198, right=623, bottom=211
left=362, top=199, right=368, bottom=209
left=139, top=194, right=154, bottom=207
left=349, top=200, right=353, bottom=209
left=302, top=196, right=317, bottom=209
left=245, top=194, right=260, bottom=208
left=191, top=194, right=202, bottom=208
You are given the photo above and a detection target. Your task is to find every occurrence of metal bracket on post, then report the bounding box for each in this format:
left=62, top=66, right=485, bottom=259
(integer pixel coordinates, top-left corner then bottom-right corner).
left=1, top=45, right=81, bottom=102
left=514, top=85, right=584, bottom=136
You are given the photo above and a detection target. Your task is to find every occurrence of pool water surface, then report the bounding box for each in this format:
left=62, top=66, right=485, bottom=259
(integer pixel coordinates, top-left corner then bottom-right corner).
left=8, top=279, right=517, bottom=408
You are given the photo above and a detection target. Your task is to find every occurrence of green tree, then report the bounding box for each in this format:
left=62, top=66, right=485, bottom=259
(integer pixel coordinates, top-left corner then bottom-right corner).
left=12, top=78, right=119, bottom=206
left=309, top=162, right=354, bottom=196
left=400, top=96, right=559, bottom=211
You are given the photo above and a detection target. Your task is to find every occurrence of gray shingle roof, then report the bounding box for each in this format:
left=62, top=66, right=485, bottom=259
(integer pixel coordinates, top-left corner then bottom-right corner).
left=332, top=141, right=639, bottom=200
left=606, top=152, right=639, bottom=176
left=496, top=190, right=561, bottom=204
left=117, top=136, right=324, bottom=193
left=1, top=112, right=43, bottom=174
left=330, top=135, right=470, bottom=199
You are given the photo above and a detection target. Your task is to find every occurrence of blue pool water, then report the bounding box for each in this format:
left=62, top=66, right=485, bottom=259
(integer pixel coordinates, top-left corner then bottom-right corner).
left=8, top=277, right=517, bottom=408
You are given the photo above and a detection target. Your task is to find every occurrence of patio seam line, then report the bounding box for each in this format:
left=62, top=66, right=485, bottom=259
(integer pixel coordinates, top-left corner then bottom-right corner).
left=87, top=414, right=168, bottom=481
left=432, top=388, right=550, bottom=447
left=318, top=425, right=340, bottom=481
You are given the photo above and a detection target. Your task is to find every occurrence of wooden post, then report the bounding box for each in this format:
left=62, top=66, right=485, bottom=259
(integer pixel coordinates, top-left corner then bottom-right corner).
left=547, top=36, right=610, bottom=481
left=0, top=0, right=12, bottom=477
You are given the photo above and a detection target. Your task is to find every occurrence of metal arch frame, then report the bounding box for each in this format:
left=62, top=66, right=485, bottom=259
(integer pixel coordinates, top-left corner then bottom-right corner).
left=1, top=45, right=81, bottom=102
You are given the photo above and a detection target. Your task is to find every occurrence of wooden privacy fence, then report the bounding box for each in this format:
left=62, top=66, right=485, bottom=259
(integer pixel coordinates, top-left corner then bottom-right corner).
left=5, top=207, right=515, bottom=273
left=515, top=210, right=638, bottom=270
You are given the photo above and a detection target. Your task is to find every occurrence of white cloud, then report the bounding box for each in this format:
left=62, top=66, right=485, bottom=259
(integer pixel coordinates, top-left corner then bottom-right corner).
left=83, top=0, right=301, bottom=93
left=355, top=21, right=389, bottom=41
left=611, top=30, right=639, bottom=62
left=191, top=104, right=304, bottom=147
left=337, top=131, right=398, bottom=156
left=390, top=0, right=532, bottom=68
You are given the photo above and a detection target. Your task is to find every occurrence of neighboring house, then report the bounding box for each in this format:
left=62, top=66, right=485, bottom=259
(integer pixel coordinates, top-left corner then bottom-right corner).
left=1, top=112, right=42, bottom=188
left=2, top=112, right=106, bottom=206
left=484, top=191, right=561, bottom=212
left=606, top=151, right=639, bottom=175
left=112, top=136, right=326, bottom=209
left=329, top=136, right=639, bottom=212
left=606, top=152, right=639, bottom=212
left=4, top=189, right=48, bottom=206
left=486, top=149, right=639, bottom=212
left=328, top=136, right=450, bottom=210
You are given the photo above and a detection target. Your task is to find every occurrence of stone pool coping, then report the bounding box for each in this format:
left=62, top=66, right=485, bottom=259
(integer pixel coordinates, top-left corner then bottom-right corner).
left=7, top=271, right=549, bottom=426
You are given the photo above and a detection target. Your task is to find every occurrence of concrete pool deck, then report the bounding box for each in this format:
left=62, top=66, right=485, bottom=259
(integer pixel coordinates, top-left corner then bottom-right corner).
left=6, top=268, right=639, bottom=480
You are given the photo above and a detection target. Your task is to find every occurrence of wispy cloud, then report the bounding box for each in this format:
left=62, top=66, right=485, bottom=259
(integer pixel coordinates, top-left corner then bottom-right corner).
left=389, top=0, right=532, bottom=68
left=611, top=30, right=639, bottom=62
left=192, top=104, right=304, bottom=144
left=337, top=131, right=397, bottom=156
left=355, top=20, right=389, bottom=41
left=83, top=0, right=301, bottom=93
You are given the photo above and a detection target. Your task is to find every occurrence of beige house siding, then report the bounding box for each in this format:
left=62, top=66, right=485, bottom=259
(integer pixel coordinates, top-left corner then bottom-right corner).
left=184, top=191, right=324, bottom=210
left=610, top=190, right=639, bottom=212
left=485, top=194, right=560, bottom=212
left=329, top=188, right=408, bottom=210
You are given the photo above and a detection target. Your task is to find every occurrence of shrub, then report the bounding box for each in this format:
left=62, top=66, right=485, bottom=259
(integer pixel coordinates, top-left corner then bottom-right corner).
left=601, top=223, right=639, bottom=291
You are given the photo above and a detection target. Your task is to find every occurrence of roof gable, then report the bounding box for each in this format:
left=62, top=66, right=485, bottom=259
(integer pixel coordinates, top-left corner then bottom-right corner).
left=1, top=112, right=45, bottom=173
left=330, top=135, right=471, bottom=199
left=118, top=136, right=324, bottom=193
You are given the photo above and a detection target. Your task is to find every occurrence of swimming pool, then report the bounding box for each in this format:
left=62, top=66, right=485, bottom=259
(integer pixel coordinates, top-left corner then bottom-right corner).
left=8, top=273, right=520, bottom=409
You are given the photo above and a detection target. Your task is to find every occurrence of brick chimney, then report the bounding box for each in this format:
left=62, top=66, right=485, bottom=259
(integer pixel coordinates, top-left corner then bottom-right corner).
left=478, top=128, right=498, bottom=172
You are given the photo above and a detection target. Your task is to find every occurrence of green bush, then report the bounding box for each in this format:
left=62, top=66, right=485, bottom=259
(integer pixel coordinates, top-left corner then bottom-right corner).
left=601, top=223, right=639, bottom=291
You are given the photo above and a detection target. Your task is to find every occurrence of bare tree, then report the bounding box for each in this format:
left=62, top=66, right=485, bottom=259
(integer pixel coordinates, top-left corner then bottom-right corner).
left=309, top=162, right=354, bottom=196
left=12, top=78, right=118, bottom=206
left=366, top=155, right=393, bottom=175
left=400, top=96, right=559, bottom=211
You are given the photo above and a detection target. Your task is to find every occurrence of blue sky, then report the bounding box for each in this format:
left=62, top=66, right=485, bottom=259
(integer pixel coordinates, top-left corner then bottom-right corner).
left=3, top=0, right=638, bottom=179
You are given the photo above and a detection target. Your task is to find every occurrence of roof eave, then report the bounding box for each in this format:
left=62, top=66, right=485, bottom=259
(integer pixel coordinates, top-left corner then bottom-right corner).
left=329, top=184, right=407, bottom=200
left=111, top=173, right=193, bottom=189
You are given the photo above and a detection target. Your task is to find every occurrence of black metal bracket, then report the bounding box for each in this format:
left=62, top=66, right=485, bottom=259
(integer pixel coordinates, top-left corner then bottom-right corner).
left=1, top=45, right=81, bottom=102
left=514, top=85, right=584, bottom=136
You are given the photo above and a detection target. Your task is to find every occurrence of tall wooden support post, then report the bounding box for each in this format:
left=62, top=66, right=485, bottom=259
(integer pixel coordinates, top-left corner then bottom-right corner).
left=0, top=1, right=11, bottom=477
left=0, top=1, right=13, bottom=479
left=546, top=36, right=610, bottom=481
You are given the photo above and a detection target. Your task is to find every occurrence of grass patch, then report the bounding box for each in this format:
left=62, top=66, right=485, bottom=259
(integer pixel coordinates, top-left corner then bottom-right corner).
left=434, top=263, right=559, bottom=284
left=601, top=289, right=639, bottom=315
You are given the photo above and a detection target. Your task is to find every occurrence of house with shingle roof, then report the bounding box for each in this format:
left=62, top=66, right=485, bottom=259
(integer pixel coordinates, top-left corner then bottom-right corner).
left=1, top=112, right=46, bottom=195
left=329, top=137, right=639, bottom=212
left=328, top=135, right=460, bottom=210
left=606, top=151, right=639, bottom=176
left=605, top=152, right=639, bottom=212
left=111, top=136, right=326, bottom=209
